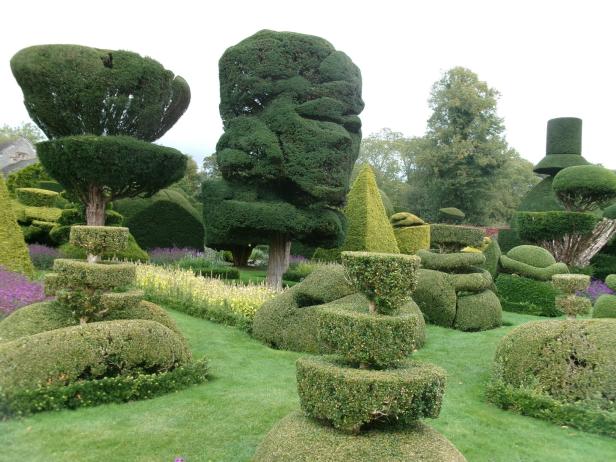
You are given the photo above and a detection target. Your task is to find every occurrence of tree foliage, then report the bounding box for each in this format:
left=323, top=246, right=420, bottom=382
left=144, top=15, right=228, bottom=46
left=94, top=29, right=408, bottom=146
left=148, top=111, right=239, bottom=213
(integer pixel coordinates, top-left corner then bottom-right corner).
left=0, top=122, right=45, bottom=144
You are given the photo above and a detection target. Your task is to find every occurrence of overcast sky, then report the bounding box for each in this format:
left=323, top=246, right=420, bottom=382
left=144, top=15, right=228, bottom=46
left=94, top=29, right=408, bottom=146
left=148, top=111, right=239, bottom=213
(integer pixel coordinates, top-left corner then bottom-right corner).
left=1, top=0, right=614, bottom=169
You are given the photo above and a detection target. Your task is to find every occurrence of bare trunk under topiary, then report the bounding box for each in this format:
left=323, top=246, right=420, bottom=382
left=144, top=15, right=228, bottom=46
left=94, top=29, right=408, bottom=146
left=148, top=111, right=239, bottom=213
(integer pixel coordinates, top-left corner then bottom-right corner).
left=267, top=234, right=291, bottom=290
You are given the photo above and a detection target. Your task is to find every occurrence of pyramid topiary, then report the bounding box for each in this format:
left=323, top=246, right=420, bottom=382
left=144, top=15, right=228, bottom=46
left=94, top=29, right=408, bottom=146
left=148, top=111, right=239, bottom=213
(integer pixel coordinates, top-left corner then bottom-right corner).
left=254, top=252, right=466, bottom=461
left=342, top=165, right=399, bottom=253
left=0, top=175, right=34, bottom=276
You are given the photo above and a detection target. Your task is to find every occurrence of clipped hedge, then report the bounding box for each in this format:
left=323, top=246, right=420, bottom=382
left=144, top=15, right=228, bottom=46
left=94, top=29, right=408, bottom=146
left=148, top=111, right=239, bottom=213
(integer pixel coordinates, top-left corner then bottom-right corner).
left=506, top=245, right=556, bottom=268
left=394, top=225, right=430, bottom=255
left=0, top=175, right=34, bottom=276
left=297, top=356, right=446, bottom=432
left=70, top=225, right=129, bottom=255
left=518, top=176, right=564, bottom=213
left=52, top=259, right=135, bottom=290
left=552, top=165, right=616, bottom=211
left=15, top=187, right=59, bottom=207
left=413, top=269, right=457, bottom=327
left=430, top=224, right=484, bottom=250
left=516, top=211, right=598, bottom=242
left=455, top=290, right=502, bottom=331
left=500, top=255, right=568, bottom=281
left=488, top=319, right=616, bottom=437
left=253, top=411, right=467, bottom=462
left=390, top=212, right=425, bottom=227
left=59, top=233, right=149, bottom=262
left=593, top=295, right=616, bottom=318
left=1, top=357, right=208, bottom=418
left=177, top=258, right=239, bottom=280
left=418, top=250, right=485, bottom=273
left=0, top=319, right=191, bottom=396
left=495, top=274, right=560, bottom=317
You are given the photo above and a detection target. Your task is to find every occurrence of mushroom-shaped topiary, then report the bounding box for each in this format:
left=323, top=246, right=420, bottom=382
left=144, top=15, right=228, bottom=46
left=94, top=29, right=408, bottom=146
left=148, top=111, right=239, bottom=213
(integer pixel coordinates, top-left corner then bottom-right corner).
left=553, top=165, right=616, bottom=211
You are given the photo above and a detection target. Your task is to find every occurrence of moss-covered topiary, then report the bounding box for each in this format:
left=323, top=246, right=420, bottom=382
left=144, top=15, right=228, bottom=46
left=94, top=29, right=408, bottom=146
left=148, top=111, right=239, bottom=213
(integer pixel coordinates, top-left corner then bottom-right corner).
left=253, top=412, right=466, bottom=462
left=499, top=245, right=568, bottom=281
left=487, top=319, right=616, bottom=437
left=455, top=290, right=502, bottom=331
left=506, top=244, right=556, bottom=268
left=417, top=250, right=485, bottom=272
left=342, top=166, right=399, bottom=253
left=0, top=175, right=34, bottom=276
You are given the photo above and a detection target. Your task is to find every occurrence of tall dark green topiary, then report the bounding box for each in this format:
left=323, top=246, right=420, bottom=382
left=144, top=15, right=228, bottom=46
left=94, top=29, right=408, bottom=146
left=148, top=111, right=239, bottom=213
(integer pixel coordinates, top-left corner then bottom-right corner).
left=534, top=118, right=588, bottom=175
left=11, top=45, right=190, bottom=228
left=202, top=30, right=364, bottom=288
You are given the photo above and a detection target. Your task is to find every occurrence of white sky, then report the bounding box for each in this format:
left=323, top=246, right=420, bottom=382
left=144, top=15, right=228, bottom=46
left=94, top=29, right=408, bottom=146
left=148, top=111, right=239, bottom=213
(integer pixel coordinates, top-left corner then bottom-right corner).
left=1, top=0, right=614, bottom=169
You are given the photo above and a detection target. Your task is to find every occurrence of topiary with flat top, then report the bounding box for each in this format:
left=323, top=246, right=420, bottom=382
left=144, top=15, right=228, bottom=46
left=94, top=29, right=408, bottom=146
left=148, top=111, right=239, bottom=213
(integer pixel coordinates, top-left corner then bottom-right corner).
left=391, top=212, right=430, bottom=255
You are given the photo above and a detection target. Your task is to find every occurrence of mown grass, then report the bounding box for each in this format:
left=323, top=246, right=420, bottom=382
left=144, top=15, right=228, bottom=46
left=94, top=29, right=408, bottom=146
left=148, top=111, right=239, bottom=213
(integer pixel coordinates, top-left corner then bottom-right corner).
left=1, top=309, right=614, bottom=461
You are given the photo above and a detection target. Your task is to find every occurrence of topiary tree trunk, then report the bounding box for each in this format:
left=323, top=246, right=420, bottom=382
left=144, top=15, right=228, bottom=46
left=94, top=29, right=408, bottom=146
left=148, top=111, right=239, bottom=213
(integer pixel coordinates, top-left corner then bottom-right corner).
left=230, top=244, right=252, bottom=267
left=267, top=234, right=291, bottom=290
left=86, top=185, right=108, bottom=227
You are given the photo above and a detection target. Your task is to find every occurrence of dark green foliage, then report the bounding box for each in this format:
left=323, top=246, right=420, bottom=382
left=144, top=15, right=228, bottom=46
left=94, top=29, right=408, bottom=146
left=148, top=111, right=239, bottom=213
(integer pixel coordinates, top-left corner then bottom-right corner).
left=450, top=270, right=493, bottom=292
left=593, top=294, right=616, bottom=318
left=603, top=203, right=616, bottom=219
left=177, top=258, right=240, bottom=280
left=454, top=290, right=502, bottom=331
left=0, top=357, right=208, bottom=418
left=341, top=252, right=419, bottom=314
left=489, top=319, right=616, bottom=435
left=6, top=162, right=52, bottom=195
left=534, top=118, right=588, bottom=175
left=317, top=302, right=423, bottom=368
left=552, top=165, right=616, bottom=211
left=495, top=274, right=560, bottom=316
left=516, top=211, right=598, bottom=243
left=296, top=356, right=446, bottom=432
left=37, top=180, right=63, bottom=192
left=430, top=224, right=484, bottom=251
left=480, top=237, right=501, bottom=278
left=418, top=250, right=485, bottom=272
left=590, top=253, right=616, bottom=280
left=518, top=176, right=564, bottom=212
left=37, top=135, right=187, bottom=205
left=0, top=176, right=34, bottom=276
left=0, top=319, right=191, bottom=395
left=11, top=44, right=190, bottom=141
left=312, top=247, right=342, bottom=262
left=59, top=233, right=148, bottom=262
left=496, top=228, right=526, bottom=253
left=114, top=188, right=204, bottom=249
left=203, top=30, right=363, bottom=251
left=51, top=259, right=135, bottom=290
left=500, top=254, right=568, bottom=281
left=253, top=412, right=467, bottom=462
left=439, top=207, right=465, bottom=222
left=506, top=245, right=556, bottom=268
left=15, top=187, right=59, bottom=207
left=413, top=269, right=457, bottom=327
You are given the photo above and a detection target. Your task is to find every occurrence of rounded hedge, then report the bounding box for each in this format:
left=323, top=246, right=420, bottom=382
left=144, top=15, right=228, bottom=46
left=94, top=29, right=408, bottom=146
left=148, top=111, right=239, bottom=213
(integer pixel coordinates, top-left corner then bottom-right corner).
left=495, top=274, right=560, bottom=317
left=605, top=274, right=616, bottom=290
left=52, top=259, right=135, bottom=290
left=317, top=304, right=423, bottom=368
left=553, top=165, right=616, bottom=211
left=491, top=319, right=616, bottom=411
left=499, top=255, right=568, bottom=281
left=15, top=187, right=59, bottom=207
left=450, top=270, right=493, bottom=293
left=296, top=356, right=446, bottom=432
left=418, top=250, right=485, bottom=272
left=506, top=245, right=556, bottom=268
left=70, top=225, right=129, bottom=255
left=0, top=319, right=191, bottom=396
left=253, top=411, right=466, bottom=462
left=413, top=269, right=457, bottom=327
left=394, top=225, right=430, bottom=255
left=37, top=135, right=187, bottom=205
left=593, top=294, right=616, bottom=318
left=454, top=290, right=502, bottom=331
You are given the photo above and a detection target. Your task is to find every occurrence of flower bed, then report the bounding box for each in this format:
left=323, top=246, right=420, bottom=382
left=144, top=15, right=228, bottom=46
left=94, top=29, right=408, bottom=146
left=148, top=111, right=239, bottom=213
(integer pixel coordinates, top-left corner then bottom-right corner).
left=0, top=267, right=49, bottom=317
left=135, top=264, right=279, bottom=330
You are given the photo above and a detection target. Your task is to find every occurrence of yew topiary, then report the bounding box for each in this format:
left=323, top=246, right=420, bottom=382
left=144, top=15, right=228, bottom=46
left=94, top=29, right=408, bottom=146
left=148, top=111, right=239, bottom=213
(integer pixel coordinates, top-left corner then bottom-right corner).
left=0, top=176, right=34, bottom=276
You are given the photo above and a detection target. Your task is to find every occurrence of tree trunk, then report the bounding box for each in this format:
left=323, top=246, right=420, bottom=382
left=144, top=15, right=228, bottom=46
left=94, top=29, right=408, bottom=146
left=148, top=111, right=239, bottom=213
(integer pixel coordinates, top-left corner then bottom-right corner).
left=85, top=185, right=107, bottom=263
left=230, top=245, right=252, bottom=267
left=266, top=234, right=291, bottom=290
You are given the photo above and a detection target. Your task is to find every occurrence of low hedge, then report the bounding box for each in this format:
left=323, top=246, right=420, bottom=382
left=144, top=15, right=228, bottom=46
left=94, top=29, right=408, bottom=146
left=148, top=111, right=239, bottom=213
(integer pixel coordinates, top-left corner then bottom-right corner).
left=430, top=224, right=484, bottom=250
left=593, top=294, right=616, bottom=318
left=296, top=356, right=446, bottom=432
left=253, top=411, right=467, bottom=462
left=15, top=187, right=59, bottom=207
left=418, top=250, right=485, bottom=273
left=495, top=274, right=560, bottom=317
left=177, top=258, right=240, bottom=280
left=0, top=357, right=208, bottom=418
left=52, top=259, right=135, bottom=289
left=0, top=319, right=191, bottom=396
left=22, top=205, right=62, bottom=223
left=488, top=319, right=616, bottom=437
left=317, top=303, right=423, bottom=368
left=516, top=211, right=598, bottom=242
left=450, top=270, right=493, bottom=292
left=500, top=255, right=568, bottom=281
left=455, top=290, right=502, bottom=331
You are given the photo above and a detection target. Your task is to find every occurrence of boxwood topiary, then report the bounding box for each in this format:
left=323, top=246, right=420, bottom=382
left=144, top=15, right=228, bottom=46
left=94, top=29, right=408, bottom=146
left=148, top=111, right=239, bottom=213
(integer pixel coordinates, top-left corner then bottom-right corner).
left=70, top=225, right=129, bottom=257
left=495, top=274, right=560, bottom=316
left=394, top=225, right=430, bottom=255
left=593, top=295, right=616, bottom=318
left=506, top=244, right=556, bottom=268
left=488, top=319, right=616, bottom=437
left=479, top=237, right=501, bottom=278
left=552, top=165, right=616, bottom=211
left=430, top=224, right=484, bottom=251
left=296, top=356, right=446, bottom=432
left=455, top=290, right=502, bottom=331
left=412, top=269, right=457, bottom=327
left=15, top=187, right=59, bottom=207
left=417, top=250, right=485, bottom=272
left=0, top=175, right=34, bottom=276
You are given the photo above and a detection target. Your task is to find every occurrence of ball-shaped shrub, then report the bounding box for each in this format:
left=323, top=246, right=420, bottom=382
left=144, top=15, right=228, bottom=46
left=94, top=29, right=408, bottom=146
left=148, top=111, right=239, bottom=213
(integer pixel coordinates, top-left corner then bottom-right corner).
left=553, top=165, right=616, bottom=211
left=341, top=252, right=420, bottom=315
left=507, top=245, right=556, bottom=268
left=593, top=295, right=616, bottom=318
left=605, top=274, right=616, bottom=290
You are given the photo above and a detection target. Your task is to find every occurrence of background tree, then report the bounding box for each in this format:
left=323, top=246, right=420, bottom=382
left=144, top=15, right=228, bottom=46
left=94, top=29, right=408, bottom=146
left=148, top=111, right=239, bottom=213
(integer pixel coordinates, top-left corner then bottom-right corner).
left=202, top=30, right=364, bottom=288
left=11, top=44, right=190, bottom=227
left=416, top=67, right=514, bottom=224
left=0, top=122, right=45, bottom=145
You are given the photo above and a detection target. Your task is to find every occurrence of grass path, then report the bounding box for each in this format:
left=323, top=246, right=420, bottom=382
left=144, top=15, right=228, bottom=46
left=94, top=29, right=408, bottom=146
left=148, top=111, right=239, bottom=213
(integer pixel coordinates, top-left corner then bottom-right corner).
left=1, top=309, right=614, bottom=461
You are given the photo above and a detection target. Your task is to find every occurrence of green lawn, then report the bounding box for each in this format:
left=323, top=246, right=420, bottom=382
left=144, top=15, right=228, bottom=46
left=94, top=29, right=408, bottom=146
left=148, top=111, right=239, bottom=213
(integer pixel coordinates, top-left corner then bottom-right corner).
left=237, top=267, right=297, bottom=287
left=1, top=309, right=614, bottom=461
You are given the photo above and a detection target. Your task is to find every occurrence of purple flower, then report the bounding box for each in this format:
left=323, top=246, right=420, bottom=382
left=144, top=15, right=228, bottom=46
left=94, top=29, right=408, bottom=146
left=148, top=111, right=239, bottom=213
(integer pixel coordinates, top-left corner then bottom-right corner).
left=0, top=266, right=50, bottom=317
left=149, top=247, right=203, bottom=265
left=29, top=244, right=60, bottom=270
left=578, top=278, right=614, bottom=302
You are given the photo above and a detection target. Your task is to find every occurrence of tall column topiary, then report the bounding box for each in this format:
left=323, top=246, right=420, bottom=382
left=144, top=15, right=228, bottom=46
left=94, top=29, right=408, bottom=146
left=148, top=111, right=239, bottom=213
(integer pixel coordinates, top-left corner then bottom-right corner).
left=202, top=30, right=364, bottom=288
left=254, top=252, right=466, bottom=461
left=11, top=45, right=190, bottom=227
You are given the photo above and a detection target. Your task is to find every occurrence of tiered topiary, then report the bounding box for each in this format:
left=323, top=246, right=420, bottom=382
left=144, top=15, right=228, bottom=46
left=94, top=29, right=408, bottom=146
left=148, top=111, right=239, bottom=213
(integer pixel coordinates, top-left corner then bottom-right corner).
left=593, top=274, right=616, bottom=318
left=413, top=224, right=502, bottom=331
left=0, top=175, right=34, bottom=276
left=552, top=274, right=591, bottom=319
left=496, top=245, right=569, bottom=316
left=0, top=225, right=207, bottom=417
left=391, top=212, right=430, bottom=255
left=11, top=186, right=63, bottom=244
left=254, top=252, right=466, bottom=461
left=487, top=319, right=616, bottom=438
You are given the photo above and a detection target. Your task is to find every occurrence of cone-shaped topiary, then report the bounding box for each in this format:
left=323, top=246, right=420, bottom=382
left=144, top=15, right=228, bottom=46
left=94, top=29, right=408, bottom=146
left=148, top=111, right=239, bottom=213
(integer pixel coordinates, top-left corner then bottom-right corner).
left=255, top=251, right=466, bottom=461
left=0, top=175, right=34, bottom=276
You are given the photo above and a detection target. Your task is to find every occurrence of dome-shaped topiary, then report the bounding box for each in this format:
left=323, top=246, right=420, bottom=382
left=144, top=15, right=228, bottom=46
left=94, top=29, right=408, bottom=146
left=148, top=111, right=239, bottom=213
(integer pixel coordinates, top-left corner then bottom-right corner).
left=553, top=165, right=616, bottom=211
left=506, top=245, right=556, bottom=268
